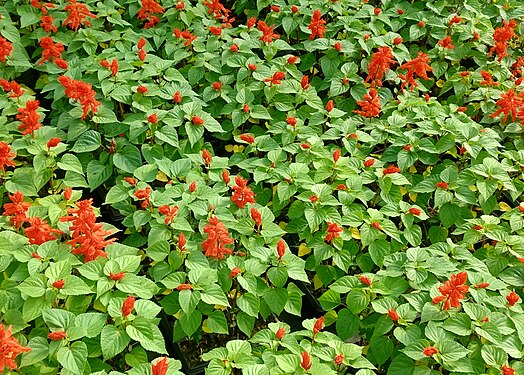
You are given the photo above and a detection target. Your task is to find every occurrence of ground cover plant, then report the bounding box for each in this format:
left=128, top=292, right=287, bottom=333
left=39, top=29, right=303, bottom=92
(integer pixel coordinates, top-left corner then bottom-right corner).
left=1, top=0, right=524, bottom=374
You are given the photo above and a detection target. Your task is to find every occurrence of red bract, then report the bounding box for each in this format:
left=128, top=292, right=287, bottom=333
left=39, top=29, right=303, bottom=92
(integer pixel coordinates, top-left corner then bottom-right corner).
left=286, top=117, right=297, bottom=126
left=301, top=75, right=310, bottom=90
left=489, top=20, right=517, bottom=61
left=247, top=63, right=257, bottom=71
left=308, top=10, right=326, bottom=40
left=124, top=177, right=137, bottom=186
left=506, top=291, right=520, bottom=306
left=0, top=37, right=13, bottom=63
left=38, top=37, right=64, bottom=65
left=239, top=134, right=255, bottom=144
left=16, top=100, right=41, bottom=136
left=277, top=239, right=286, bottom=260
left=229, top=267, right=241, bottom=278
left=46, top=137, right=61, bottom=149
left=333, top=149, right=341, bottom=162
left=502, top=366, right=515, bottom=375
left=365, top=46, right=396, bottom=87
left=40, top=15, right=57, bottom=32
left=0, top=80, right=25, bottom=98
left=122, top=296, right=135, bottom=318
left=434, top=272, right=469, bottom=310
left=398, top=52, right=433, bottom=90
left=189, top=181, right=196, bottom=192
left=247, top=17, right=256, bottom=29
left=231, top=176, right=255, bottom=208
left=137, top=0, right=164, bottom=27
left=0, top=324, right=31, bottom=370
left=25, top=217, right=62, bottom=245
left=0, top=142, right=16, bottom=173
left=137, top=85, right=148, bottom=93
left=159, top=205, right=178, bottom=224
left=63, top=0, right=96, bottom=31
left=60, top=199, right=115, bottom=262
left=203, top=0, right=230, bottom=21
left=309, top=195, right=318, bottom=202
left=423, top=346, right=438, bottom=356
left=152, top=357, right=169, bottom=375
left=202, top=149, right=212, bottom=165
left=326, top=100, right=335, bottom=112
left=147, top=113, right=158, bottom=123
left=300, top=352, right=311, bottom=371
left=58, top=76, right=101, bottom=119
left=63, top=187, right=72, bottom=201
left=134, top=187, right=151, bottom=209
left=449, top=15, right=462, bottom=25
left=3, top=192, right=30, bottom=229
left=353, top=88, right=381, bottom=117
left=243, top=104, right=250, bottom=112
left=178, top=233, right=186, bottom=251
left=393, top=37, right=403, bottom=45
left=52, top=279, right=64, bottom=289
left=334, top=354, right=344, bottom=365
left=48, top=331, right=67, bottom=341
left=372, top=222, right=382, bottom=230
left=480, top=70, right=499, bottom=86
left=409, top=207, right=422, bottom=216
left=192, top=116, right=204, bottom=125
left=222, top=169, right=230, bottom=184
left=250, top=207, right=262, bottom=228
left=325, top=222, right=343, bottom=243
left=176, top=283, right=192, bottom=291
left=383, top=165, right=400, bottom=175
left=257, top=21, right=280, bottom=43
left=230, top=43, right=238, bottom=52
left=436, top=181, right=449, bottom=189
left=334, top=42, right=342, bottom=51
left=210, top=26, right=222, bottom=36
left=173, top=91, right=182, bottom=103
left=109, top=272, right=125, bottom=281
left=264, top=71, right=286, bottom=85
left=360, top=275, right=372, bottom=286
left=313, top=316, right=324, bottom=334
left=490, top=89, right=524, bottom=123
left=387, top=308, right=399, bottom=321
left=364, top=158, right=375, bottom=167
left=275, top=326, right=286, bottom=339
left=438, top=36, right=454, bottom=49
left=202, top=216, right=234, bottom=260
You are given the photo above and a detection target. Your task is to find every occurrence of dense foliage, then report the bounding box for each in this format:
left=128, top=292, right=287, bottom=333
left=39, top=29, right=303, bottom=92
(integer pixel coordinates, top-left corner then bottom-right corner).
left=1, top=0, right=524, bottom=374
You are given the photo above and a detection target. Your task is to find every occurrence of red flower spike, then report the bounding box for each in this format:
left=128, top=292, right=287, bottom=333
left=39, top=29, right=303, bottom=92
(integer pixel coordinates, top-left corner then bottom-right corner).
left=176, top=283, right=192, bottom=291
left=47, top=137, right=61, bottom=149
left=41, top=15, right=57, bottom=33
left=189, top=181, right=196, bottom=192
left=334, top=42, right=342, bottom=51
left=480, top=70, right=499, bottom=86
left=16, top=100, right=42, bottom=135
left=398, top=51, right=433, bottom=91
left=387, top=308, right=399, bottom=321
left=110, top=272, right=125, bottom=281
left=490, top=89, right=524, bottom=123
left=202, top=216, right=234, bottom=260
left=325, top=222, right=343, bottom=243
left=301, top=75, right=310, bottom=90
left=291, top=5, right=298, bottom=13
left=326, top=100, right=334, bottom=112
left=63, top=0, right=96, bottom=31
left=409, top=207, right=422, bottom=216
left=418, top=21, right=425, bottom=27
left=459, top=71, right=470, bottom=77
left=364, top=158, right=375, bottom=167
left=403, top=144, right=412, bottom=151
left=374, top=7, right=381, bottom=15
left=354, top=88, right=381, bottom=117
left=277, top=239, right=286, bottom=260
left=230, top=44, right=238, bottom=52
left=48, top=330, right=67, bottom=341
left=192, top=116, right=204, bottom=125
left=58, top=76, right=100, bottom=119
left=38, top=37, right=65, bottom=66
left=31, top=252, right=42, bottom=260
left=270, top=5, right=280, bottom=12
left=275, top=326, right=286, bottom=339
left=397, top=9, right=404, bottom=14
left=222, top=169, right=230, bottom=184
left=300, top=352, right=311, bottom=371
left=137, top=85, right=148, bottom=94
left=229, top=267, right=241, bottom=278
left=247, top=17, right=256, bottom=29
left=337, top=184, right=347, bottom=190
left=506, top=291, right=520, bottom=306
left=243, top=104, right=250, bottom=113
left=476, top=282, right=489, bottom=288
left=137, top=0, right=164, bottom=27
left=176, top=2, right=184, bottom=10
left=264, top=71, right=286, bottom=85
left=138, top=49, right=146, bottom=61
left=202, top=149, right=212, bottom=165
left=394, top=37, right=403, bottom=45
left=210, top=26, right=222, bottom=36
left=457, top=106, right=467, bottom=112
left=0, top=324, right=31, bottom=370
left=25, top=217, right=62, bottom=245
left=286, top=117, right=297, bottom=126
left=438, top=36, right=454, bottom=49
left=309, top=195, right=318, bottom=202
left=257, top=21, right=280, bottom=43
left=333, top=149, right=341, bottom=162
left=173, top=91, right=182, bottom=103
left=250, top=208, right=262, bottom=228
left=212, top=81, right=222, bottom=90
left=3, top=191, right=30, bottom=229
left=383, top=165, right=400, bottom=175
left=0, top=80, right=25, bottom=98
left=178, top=233, right=186, bottom=251
left=122, top=296, right=135, bottom=318
left=422, top=346, right=438, bottom=357
left=147, top=113, right=158, bottom=123
left=0, top=37, right=13, bottom=63
left=518, top=203, right=524, bottom=213
left=308, top=10, right=326, bottom=40
left=313, top=316, right=324, bottom=334
left=231, top=176, right=256, bottom=208
left=435, top=272, right=469, bottom=310
left=247, top=63, right=257, bottom=71
left=502, top=365, right=515, bottom=375
left=159, top=205, right=178, bottom=225
left=239, top=134, right=255, bottom=144
left=436, top=181, right=449, bottom=189
left=138, top=37, right=147, bottom=49
left=489, top=20, right=517, bottom=61
left=450, top=15, right=462, bottom=25
left=473, top=225, right=483, bottom=231
left=63, top=188, right=72, bottom=201
left=152, top=357, right=169, bottom=375
left=52, top=279, right=65, bottom=289
left=110, top=59, right=118, bottom=76
left=334, top=354, right=344, bottom=365
left=134, top=187, right=151, bottom=209
left=360, top=275, right=372, bottom=286
left=372, top=222, right=382, bottom=231
left=124, top=177, right=137, bottom=186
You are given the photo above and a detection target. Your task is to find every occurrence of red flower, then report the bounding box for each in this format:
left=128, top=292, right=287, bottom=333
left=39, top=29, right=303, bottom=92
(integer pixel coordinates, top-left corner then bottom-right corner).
left=383, top=165, right=400, bottom=175
left=47, top=137, right=61, bottom=149
left=0, top=324, right=31, bottom=370
left=148, top=113, right=158, bottom=123
left=518, top=203, right=524, bottom=213
left=502, top=365, right=515, bottom=375
left=54, top=57, right=68, bottom=70
left=334, top=354, right=344, bottom=365
left=192, top=116, right=204, bottom=125
left=203, top=0, right=230, bottom=21
left=275, top=326, right=286, bottom=339
left=243, top=104, right=250, bottom=113
left=364, top=158, right=375, bottom=167
left=63, top=187, right=73, bottom=201
left=137, top=85, right=148, bottom=93
left=231, top=176, right=256, bottom=208
left=189, top=181, right=196, bottom=192
left=490, top=89, right=524, bottom=123
left=397, top=9, right=404, bottom=14
left=472, top=224, right=483, bottom=231
left=210, top=26, right=222, bottom=36
left=52, top=279, right=65, bottom=289
left=449, top=15, right=462, bottom=25
left=138, top=49, right=146, bottom=61
left=326, top=100, right=335, bottom=112
left=372, top=222, right=382, bottom=230
left=173, top=91, right=182, bottom=103
left=313, top=316, right=324, bottom=334
left=176, top=2, right=184, bottom=10
left=291, top=5, right=298, bottom=13
left=152, top=357, right=169, bottom=375
left=0, top=37, right=13, bottom=63
left=0, top=142, right=15, bottom=173
left=63, top=0, right=96, bottom=31
left=334, top=42, right=342, bottom=51
left=438, top=36, right=454, bottom=49
left=229, top=43, right=238, bottom=52
left=251, top=207, right=262, bottom=228
left=122, top=296, right=135, bottom=318
left=398, top=52, right=433, bottom=90
left=58, top=76, right=100, bottom=120
left=0, top=80, right=25, bottom=98
left=40, top=15, right=57, bottom=33
left=202, top=216, right=234, bottom=260
left=25, top=217, right=62, bottom=245
left=333, top=149, right=341, bottom=162
left=393, top=37, right=403, bottom=45
left=247, top=17, right=256, bottom=29
left=38, top=37, right=65, bottom=65
left=286, top=117, right=297, bottom=126
left=506, top=291, right=520, bottom=306
left=134, top=187, right=151, bottom=209
left=229, top=267, right=241, bottom=278
left=3, top=192, right=30, bottom=229
left=417, top=21, right=425, bottom=27
left=124, top=177, right=137, bottom=186
left=202, top=149, right=212, bottom=165
left=264, top=71, right=286, bottom=85
left=109, top=272, right=125, bottom=281
left=387, top=308, right=399, bottom=321
left=176, top=283, right=192, bottom=291
left=60, top=199, right=115, bottom=262
left=436, top=181, right=449, bottom=189
left=457, top=106, right=467, bottom=112
left=489, top=20, right=517, bottom=61
left=32, top=252, right=42, bottom=260
left=300, top=352, right=311, bottom=371
left=336, top=184, right=347, bottom=190
left=159, top=205, right=178, bottom=225
left=301, top=75, right=310, bottom=90
left=258, top=21, right=280, bottom=43
left=325, top=222, right=343, bottom=243
left=353, top=87, right=381, bottom=117
left=247, top=63, right=257, bottom=71
left=434, top=272, right=469, bottom=310
left=137, top=0, right=164, bottom=27
left=138, top=37, right=147, bottom=49
left=480, top=70, right=499, bottom=86
left=16, top=100, right=42, bottom=136
left=409, top=207, right=422, bottom=216
left=48, top=330, right=67, bottom=341
left=309, top=195, right=318, bottom=202
left=239, top=134, right=255, bottom=144
left=360, top=275, right=372, bottom=286
left=222, top=169, right=230, bottom=184
left=277, top=239, right=286, bottom=260
left=178, top=233, right=186, bottom=251
left=422, top=346, right=438, bottom=356
left=308, top=10, right=326, bottom=40
left=459, top=71, right=470, bottom=77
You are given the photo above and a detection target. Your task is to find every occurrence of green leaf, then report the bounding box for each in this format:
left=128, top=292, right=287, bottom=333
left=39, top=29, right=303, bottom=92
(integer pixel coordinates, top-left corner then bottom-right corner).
left=71, top=130, right=101, bottom=153
left=75, top=313, right=107, bottom=338
left=114, top=145, right=142, bottom=174
left=17, top=274, right=46, bottom=298
left=61, top=275, right=93, bottom=296
left=101, top=325, right=131, bottom=360
left=206, top=311, right=229, bottom=334
left=237, top=293, right=260, bottom=318
left=20, top=337, right=49, bottom=367
left=264, top=288, right=288, bottom=315
left=57, top=154, right=84, bottom=175
left=57, top=341, right=88, bottom=374
left=201, top=284, right=230, bottom=307
left=337, top=308, right=359, bottom=341
left=87, top=160, right=112, bottom=190
left=346, top=289, right=369, bottom=315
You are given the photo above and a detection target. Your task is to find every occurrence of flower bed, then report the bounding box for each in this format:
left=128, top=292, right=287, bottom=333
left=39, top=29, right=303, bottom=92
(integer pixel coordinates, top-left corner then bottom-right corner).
left=1, top=0, right=524, bottom=374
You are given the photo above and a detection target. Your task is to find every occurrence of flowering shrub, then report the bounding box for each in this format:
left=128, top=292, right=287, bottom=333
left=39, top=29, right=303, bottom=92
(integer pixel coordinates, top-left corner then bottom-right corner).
left=1, top=0, right=524, bottom=374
